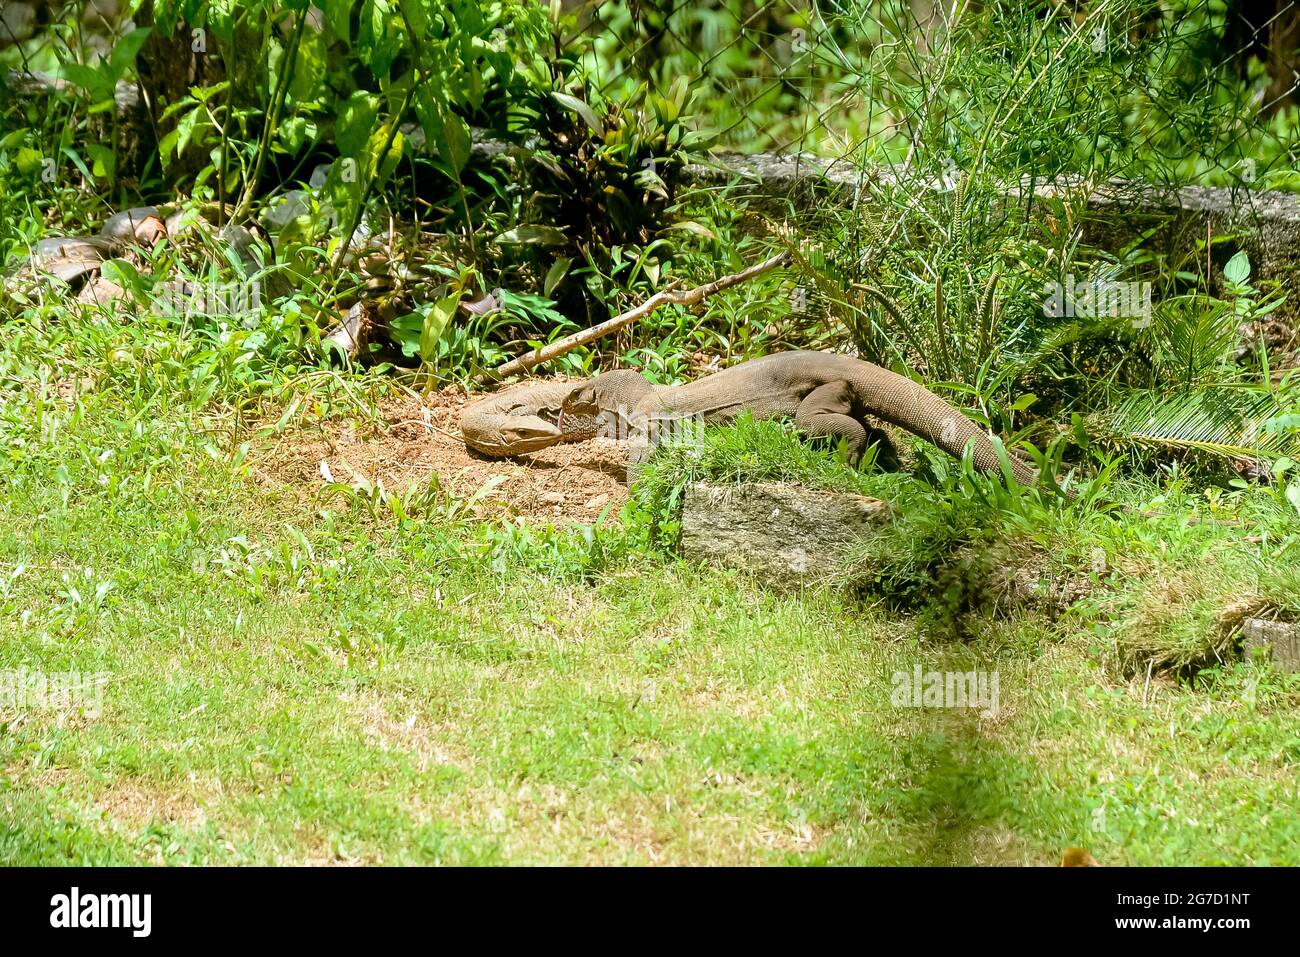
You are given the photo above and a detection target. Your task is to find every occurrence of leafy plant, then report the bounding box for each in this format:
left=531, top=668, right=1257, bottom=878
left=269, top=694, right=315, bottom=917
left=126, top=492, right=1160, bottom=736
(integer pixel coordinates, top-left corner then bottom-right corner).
left=1105, top=251, right=1297, bottom=465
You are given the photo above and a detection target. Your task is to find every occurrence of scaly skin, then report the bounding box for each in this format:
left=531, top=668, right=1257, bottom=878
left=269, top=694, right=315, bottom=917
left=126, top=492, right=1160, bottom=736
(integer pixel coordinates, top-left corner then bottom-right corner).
left=460, top=380, right=601, bottom=457
left=562, top=352, right=1040, bottom=485
left=463, top=352, right=1038, bottom=486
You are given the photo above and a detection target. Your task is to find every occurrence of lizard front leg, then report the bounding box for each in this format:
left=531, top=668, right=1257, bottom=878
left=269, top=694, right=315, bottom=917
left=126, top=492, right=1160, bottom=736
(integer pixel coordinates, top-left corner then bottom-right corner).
left=794, top=381, right=869, bottom=466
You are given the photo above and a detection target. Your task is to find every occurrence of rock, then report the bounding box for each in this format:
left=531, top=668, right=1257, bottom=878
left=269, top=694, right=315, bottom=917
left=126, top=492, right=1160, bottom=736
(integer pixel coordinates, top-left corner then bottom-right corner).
left=323, top=302, right=373, bottom=359
left=101, top=206, right=164, bottom=245
left=218, top=224, right=265, bottom=273
left=539, top=491, right=566, bottom=505
left=27, top=235, right=116, bottom=287
left=76, top=276, right=125, bottom=306
left=0, top=4, right=36, bottom=45
left=1241, top=617, right=1300, bottom=672
left=584, top=493, right=610, bottom=510
left=680, top=481, right=891, bottom=583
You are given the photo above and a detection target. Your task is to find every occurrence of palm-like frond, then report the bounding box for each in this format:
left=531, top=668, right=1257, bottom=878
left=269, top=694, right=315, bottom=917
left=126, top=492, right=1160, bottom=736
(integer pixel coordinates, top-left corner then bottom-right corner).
left=1111, top=382, right=1300, bottom=460
left=1144, top=294, right=1241, bottom=390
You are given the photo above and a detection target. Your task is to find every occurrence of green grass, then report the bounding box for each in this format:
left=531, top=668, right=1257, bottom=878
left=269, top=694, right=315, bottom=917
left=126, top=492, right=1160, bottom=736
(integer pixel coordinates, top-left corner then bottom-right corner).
left=1, top=304, right=1299, bottom=865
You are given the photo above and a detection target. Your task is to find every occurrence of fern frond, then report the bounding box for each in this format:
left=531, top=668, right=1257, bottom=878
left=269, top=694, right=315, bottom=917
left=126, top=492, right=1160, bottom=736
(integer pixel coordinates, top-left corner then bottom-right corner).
left=1111, top=383, right=1300, bottom=460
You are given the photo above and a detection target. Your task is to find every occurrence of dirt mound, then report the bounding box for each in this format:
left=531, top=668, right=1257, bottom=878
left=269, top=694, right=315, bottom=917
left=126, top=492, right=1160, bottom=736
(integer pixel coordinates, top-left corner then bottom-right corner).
left=252, top=383, right=629, bottom=523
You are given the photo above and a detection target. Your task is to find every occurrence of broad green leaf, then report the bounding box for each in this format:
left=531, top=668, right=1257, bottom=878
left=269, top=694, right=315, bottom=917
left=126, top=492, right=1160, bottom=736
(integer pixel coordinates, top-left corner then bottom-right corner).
left=497, top=289, right=567, bottom=325
left=1224, top=251, right=1250, bottom=285
left=544, top=257, right=572, bottom=298
left=1265, top=414, right=1300, bottom=434
left=101, top=258, right=143, bottom=290
left=441, top=113, right=471, bottom=175
left=281, top=116, right=318, bottom=154
left=388, top=313, right=424, bottom=358
left=552, top=91, right=602, bottom=134
left=160, top=95, right=198, bottom=123
left=399, top=0, right=431, bottom=35
left=337, top=92, right=380, bottom=157
left=175, top=108, right=201, bottom=158
left=191, top=81, right=231, bottom=103
left=206, top=0, right=239, bottom=44
left=86, top=143, right=115, bottom=180
left=60, top=63, right=110, bottom=97
left=108, top=27, right=153, bottom=80
left=360, top=0, right=399, bottom=76
left=663, top=220, right=717, bottom=240
left=16, top=148, right=44, bottom=176
left=289, top=29, right=328, bottom=105
left=364, top=126, right=405, bottom=183
left=496, top=225, right=567, bottom=246
left=420, top=294, right=459, bottom=363
left=322, top=0, right=353, bottom=42
left=413, top=85, right=445, bottom=142
left=450, top=2, right=485, bottom=34
left=157, top=128, right=180, bottom=167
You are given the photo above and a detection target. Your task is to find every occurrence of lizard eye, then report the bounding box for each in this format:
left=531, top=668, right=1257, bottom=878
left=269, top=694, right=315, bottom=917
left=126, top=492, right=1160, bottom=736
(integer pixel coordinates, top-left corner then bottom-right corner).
left=507, top=426, right=548, bottom=440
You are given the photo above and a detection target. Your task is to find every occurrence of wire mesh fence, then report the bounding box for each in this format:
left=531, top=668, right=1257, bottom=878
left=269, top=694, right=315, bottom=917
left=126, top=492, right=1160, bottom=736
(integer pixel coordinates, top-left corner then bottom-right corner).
left=560, top=0, right=1299, bottom=191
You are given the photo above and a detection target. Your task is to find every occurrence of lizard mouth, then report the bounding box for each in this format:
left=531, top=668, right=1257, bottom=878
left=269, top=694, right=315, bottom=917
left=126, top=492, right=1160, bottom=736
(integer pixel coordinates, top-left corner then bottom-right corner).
left=468, top=434, right=560, bottom=456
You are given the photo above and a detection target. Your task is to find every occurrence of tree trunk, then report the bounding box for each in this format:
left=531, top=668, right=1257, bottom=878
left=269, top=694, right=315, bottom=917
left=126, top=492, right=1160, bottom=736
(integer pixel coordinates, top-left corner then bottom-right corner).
left=1224, top=0, right=1299, bottom=111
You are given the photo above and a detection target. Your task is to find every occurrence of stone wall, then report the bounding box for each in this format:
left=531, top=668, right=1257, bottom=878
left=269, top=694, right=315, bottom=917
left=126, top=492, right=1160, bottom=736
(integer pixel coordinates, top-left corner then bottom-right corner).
left=688, top=151, right=1300, bottom=308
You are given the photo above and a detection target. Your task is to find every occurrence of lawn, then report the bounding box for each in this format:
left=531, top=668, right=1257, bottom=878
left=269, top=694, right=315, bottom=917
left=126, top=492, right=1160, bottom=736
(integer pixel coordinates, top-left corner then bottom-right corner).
left=2, top=309, right=1297, bottom=866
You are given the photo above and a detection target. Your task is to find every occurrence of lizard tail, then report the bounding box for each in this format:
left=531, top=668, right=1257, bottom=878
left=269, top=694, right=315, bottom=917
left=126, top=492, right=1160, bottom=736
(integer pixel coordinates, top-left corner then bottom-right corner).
left=851, top=365, right=1040, bottom=486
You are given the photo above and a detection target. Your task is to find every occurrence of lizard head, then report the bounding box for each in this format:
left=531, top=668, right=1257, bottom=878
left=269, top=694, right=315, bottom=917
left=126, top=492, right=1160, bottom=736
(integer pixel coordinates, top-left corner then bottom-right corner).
left=463, top=413, right=563, bottom=456
left=561, top=370, right=648, bottom=416
left=561, top=382, right=600, bottom=418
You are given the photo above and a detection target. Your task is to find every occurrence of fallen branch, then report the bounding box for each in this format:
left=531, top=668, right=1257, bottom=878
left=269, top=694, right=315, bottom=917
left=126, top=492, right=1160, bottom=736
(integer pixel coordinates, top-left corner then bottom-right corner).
left=479, top=251, right=790, bottom=383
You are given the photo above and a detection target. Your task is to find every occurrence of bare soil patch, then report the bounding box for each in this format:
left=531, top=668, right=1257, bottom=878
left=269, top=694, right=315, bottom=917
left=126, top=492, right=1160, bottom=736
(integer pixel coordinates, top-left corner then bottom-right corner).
left=251, top=380, right=629, bottom=523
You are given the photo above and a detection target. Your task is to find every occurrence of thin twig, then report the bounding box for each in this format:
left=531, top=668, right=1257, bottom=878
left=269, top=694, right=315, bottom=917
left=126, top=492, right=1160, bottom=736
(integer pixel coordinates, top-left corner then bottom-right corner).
left=479, top=252, right=790, bottom=383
